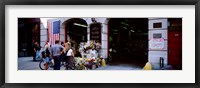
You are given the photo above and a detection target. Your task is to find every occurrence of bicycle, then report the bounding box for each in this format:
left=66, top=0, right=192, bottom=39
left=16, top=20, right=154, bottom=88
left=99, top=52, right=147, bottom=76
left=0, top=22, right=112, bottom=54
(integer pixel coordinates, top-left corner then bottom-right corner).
left=39, top=57, right=54, bottom=70
left=39, top=57, right=76, bottom=70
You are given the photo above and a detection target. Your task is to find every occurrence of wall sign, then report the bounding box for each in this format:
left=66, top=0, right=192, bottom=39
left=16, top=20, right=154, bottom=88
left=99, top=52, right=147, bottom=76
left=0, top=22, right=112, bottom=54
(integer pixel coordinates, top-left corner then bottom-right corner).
left=90, top=23, right=101, bottom=42
left=153, top=33, right=162, bottom=38
left=149, top=38, right=165, bottom=50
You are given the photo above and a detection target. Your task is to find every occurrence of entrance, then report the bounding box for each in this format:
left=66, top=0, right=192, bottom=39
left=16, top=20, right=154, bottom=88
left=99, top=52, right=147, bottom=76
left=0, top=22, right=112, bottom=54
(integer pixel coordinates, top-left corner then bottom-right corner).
left=108, top=18, right=148, bottom=65
left=18, top=18, right=40, bottom=57
left=168, top=18, right=182, bottom=70
left=63, top=18, right=88, bottom=56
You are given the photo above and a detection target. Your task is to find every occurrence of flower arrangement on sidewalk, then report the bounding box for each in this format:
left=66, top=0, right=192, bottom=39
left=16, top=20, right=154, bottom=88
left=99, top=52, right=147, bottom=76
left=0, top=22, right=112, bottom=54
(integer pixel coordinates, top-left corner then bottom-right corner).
left=74, top=40, right=103, bottom=70
left=79, top=40, right=101, bottom=57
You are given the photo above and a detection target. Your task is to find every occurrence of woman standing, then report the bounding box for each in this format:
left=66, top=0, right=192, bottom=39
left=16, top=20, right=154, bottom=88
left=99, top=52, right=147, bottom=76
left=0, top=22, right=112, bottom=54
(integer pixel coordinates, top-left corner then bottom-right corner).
left=63, top=42, right=74, bottom=70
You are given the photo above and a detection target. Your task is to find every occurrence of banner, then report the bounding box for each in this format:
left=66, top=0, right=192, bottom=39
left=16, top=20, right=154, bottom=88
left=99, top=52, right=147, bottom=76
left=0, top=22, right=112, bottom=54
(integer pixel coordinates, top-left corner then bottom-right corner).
left=149, top=38, right=165, bottom=50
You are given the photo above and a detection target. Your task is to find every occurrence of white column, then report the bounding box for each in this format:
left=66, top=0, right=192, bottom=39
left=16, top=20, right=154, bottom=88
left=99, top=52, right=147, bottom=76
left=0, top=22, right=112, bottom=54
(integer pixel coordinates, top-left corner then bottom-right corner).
left=60, top=25, right=65, bottom=43
left=85, top=18, right=92, bottom=41
left=85, top=18, right=108, bottom=59
left=59, top=18, right=70, bottom=42
left=87, top=27, right=90, bottom=41
left=40, top=23, right=48, bottom=48
left=101, top=22, right=108, bottom=59
left=148, top=18, right=168, bottom=69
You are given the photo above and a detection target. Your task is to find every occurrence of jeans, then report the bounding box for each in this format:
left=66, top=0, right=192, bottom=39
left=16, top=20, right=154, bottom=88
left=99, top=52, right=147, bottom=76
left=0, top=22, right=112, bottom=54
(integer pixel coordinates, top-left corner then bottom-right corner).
left=53, top=56, right=61, bottom=70
left=36, top=50, right=40, bottom=60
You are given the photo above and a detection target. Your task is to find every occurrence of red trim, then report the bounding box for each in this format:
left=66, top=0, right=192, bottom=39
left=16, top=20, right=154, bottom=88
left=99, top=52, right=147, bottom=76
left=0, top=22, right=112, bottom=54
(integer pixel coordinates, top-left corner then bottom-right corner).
left=167, top=27, right=169, bottom=65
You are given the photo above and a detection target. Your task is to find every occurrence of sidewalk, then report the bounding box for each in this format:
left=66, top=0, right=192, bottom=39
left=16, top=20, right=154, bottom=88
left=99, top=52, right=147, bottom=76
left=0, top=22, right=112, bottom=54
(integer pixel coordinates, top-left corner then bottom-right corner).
left=18, top=57, right=143, bottom=70
left=96, top=64, right=142, bottom=70
left=18, top=57, right=174, bottom=70
left=18, top=57, right=65, bottom=70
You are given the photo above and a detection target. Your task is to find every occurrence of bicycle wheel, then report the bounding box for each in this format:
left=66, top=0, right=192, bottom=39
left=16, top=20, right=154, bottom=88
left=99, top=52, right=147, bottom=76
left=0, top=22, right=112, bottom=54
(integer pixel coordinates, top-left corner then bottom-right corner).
left=39, top=59, right=49, bottom=70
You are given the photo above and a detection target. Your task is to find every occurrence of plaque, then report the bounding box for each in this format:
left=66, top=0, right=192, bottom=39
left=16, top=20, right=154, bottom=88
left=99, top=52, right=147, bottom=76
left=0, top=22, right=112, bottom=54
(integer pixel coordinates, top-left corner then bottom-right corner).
left=153, top=33, right=162, bottom=38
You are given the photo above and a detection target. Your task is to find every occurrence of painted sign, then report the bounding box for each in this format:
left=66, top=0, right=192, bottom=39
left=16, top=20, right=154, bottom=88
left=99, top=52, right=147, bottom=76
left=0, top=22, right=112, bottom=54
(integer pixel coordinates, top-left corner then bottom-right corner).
left=90, top=23, right=101, bottom=43
left=149, top=38, right=165, bottom=50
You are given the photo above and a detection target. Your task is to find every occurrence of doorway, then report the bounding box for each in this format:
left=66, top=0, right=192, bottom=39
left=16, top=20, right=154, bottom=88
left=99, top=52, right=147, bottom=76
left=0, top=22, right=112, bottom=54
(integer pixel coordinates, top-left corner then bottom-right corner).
left=18, top=18, right=40, bottom=57
left=63, top=18, right=88, bottom=56
left=108, top=18, right=148, bottom=65
left=168, top=18, right=182, bottom=70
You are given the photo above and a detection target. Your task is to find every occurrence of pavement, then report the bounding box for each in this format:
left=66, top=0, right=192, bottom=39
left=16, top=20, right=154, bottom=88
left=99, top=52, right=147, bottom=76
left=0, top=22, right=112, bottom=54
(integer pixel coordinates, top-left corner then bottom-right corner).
left=96, top=64, right=142, bottom=70
left=18, top=56, right=143, bottom=70
left=18, top=57, right=65, bottom=70
left=18, top=57, right=41, bottom=70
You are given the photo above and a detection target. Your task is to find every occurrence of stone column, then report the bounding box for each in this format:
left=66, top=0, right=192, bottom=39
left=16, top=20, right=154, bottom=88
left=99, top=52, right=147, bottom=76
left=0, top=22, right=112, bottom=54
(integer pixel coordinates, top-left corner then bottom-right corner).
left=148, top=18, right=168, bottom=69
left=59, top=18, right=65, bottom=43
left=40, top=23, right=48, bottom=48
left=59, top=18, right=70, bottom=43
left=101, top=22, right=108, bottom=59
left=85, top=18, right=92, bottom=41
left=85, top=18, right=109, bottom=59
left=92, top=18, right=108, bottom=59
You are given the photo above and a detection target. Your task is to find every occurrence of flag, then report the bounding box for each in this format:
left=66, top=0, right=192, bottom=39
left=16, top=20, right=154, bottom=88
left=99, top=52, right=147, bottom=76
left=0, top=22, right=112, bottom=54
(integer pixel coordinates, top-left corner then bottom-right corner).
left=47, top=20, right=60, bottom=45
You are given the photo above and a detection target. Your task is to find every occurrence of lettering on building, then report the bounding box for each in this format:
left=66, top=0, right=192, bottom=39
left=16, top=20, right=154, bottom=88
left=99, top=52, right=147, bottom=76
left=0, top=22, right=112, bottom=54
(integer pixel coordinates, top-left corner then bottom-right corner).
left=90, top=23, right=101, bottom=42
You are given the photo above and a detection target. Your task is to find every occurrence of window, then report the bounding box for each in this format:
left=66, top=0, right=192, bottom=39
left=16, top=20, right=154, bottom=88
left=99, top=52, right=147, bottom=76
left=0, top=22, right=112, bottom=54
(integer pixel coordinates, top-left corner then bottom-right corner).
left=153, top=22, right=162, bottom=28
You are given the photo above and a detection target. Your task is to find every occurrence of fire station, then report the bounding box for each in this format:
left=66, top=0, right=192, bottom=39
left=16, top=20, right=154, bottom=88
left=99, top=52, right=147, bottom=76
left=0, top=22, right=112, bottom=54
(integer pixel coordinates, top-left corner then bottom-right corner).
left=18, top=18, right=182, bottom=69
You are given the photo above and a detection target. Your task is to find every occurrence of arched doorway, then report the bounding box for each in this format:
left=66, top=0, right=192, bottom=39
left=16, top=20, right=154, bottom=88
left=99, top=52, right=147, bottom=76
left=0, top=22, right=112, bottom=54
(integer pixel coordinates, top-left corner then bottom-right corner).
left=108, top=18, right=148, bottom=65
left=63, top=18, right=88, bottom=56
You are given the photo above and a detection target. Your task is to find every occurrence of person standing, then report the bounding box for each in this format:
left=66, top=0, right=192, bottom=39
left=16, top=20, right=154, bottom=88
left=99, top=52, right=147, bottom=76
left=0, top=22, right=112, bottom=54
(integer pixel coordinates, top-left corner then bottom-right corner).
left=43, top=41, right=50, bottom=50
left=43, top=41, right=51, bottom=70
left=32, top=41, right=38, bottom=61
left=60, top=41, right=65, bottom=65
left=65, top=42, right=74, bottom=70
left=43, top=41, right=51, bottom=57
left=50, top=40, right=64, bottom=70
left=35, top=42, right=41, bottom=60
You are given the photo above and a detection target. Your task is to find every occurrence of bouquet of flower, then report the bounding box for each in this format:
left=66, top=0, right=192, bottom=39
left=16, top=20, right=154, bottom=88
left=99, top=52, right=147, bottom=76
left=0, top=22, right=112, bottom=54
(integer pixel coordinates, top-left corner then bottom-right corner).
left=95, top=42, right=101, bottom=51
left=79, top=40, right=102, bottom=58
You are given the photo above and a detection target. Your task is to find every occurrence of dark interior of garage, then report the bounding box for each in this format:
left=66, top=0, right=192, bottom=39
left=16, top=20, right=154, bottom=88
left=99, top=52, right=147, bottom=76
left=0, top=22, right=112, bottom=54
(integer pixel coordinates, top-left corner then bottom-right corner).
left=18, top=18, right=40, bottom=57
left=108, top=18, right=148, bottom=66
